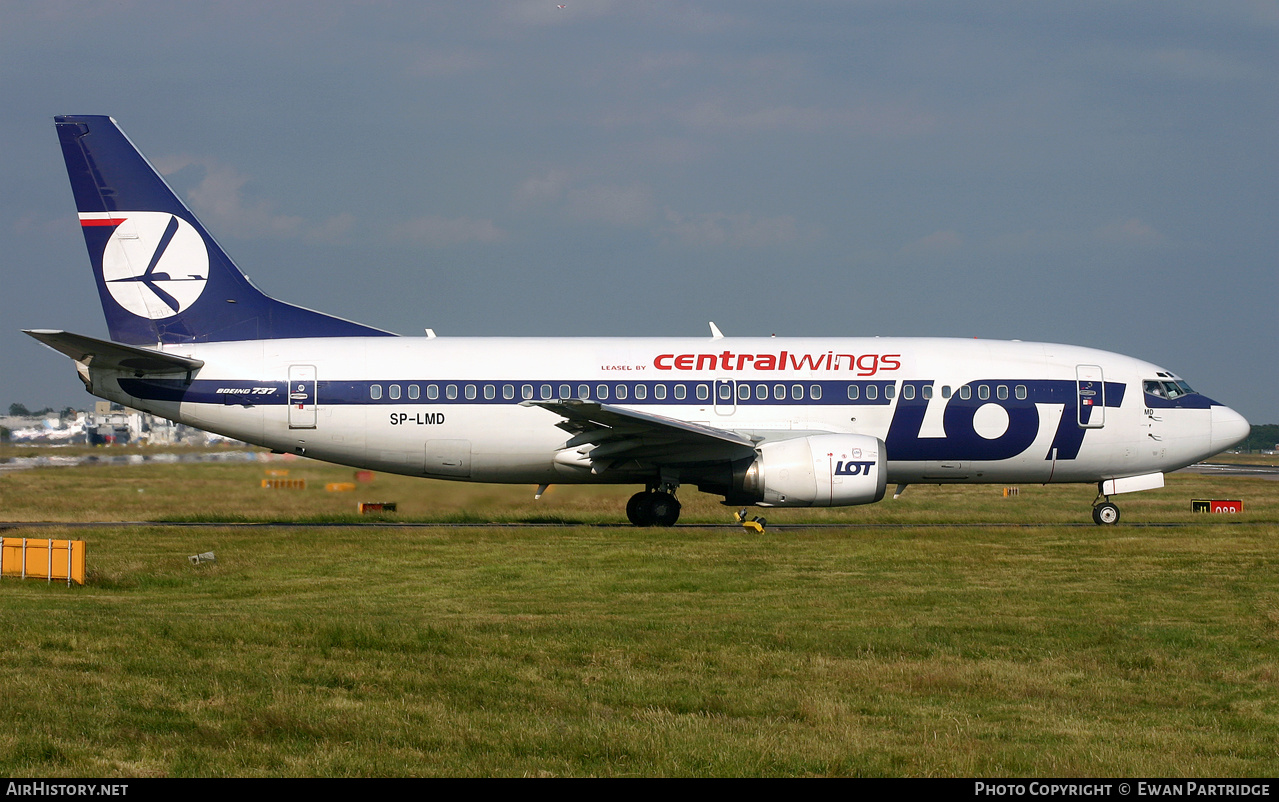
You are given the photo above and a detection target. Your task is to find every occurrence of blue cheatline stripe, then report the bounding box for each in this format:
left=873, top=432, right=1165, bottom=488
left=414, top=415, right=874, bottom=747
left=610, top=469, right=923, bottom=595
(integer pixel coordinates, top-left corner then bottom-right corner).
left=116, top=376, right=1189, bottom=464
left=118, top=377, right=1131, bottom=409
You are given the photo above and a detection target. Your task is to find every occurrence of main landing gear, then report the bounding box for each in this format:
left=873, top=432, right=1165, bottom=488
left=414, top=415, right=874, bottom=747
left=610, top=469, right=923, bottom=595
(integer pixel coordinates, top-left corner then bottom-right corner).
left=626, top=485, right=681, bottom=527
left=1091, top=494, right=1121, bottom=526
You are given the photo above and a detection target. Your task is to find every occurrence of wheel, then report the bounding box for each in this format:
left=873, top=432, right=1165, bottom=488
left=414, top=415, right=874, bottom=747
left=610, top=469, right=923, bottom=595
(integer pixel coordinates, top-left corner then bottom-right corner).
left=649, top=493, right=681, bottom=527
left=626, top=491, right=655, bottom=527
left=1092, top=502, right=1120, bottom=525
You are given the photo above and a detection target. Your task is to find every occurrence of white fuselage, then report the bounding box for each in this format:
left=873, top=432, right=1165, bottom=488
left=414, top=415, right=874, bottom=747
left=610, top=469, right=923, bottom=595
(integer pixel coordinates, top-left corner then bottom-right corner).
left=88, top=335, right=1237, bottom=491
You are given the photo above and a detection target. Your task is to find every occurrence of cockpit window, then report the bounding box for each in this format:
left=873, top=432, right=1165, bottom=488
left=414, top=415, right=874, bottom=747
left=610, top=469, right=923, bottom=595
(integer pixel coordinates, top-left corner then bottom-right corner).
left=1145, top=378, right=1196, bottom=399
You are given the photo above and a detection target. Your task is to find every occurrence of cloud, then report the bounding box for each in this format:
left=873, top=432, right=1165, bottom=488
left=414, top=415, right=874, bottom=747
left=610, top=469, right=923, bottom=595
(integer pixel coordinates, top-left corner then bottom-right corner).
left=154, top=154, right=349, bottom=242
left=634, top=51, right=700, bottom=74
left=678, top=100, right=937, bottom=137
left=516, top=169, right=819, bottom=242
left=409, top=48, right=489, bottom=77
left=1095, top=45, right=1265, bottom=85
left=897, top=229, right=964, bottom=259
left=503, top=0, right=618, bottom=26
left=514, top=170, right=572, bottom=206
left=563, top=184, right=654, bottom=226
left=514, top=171, right=654, bottom=226
left=660, top=210, right=818, bottom=249
left=392, top=216, right=506, bottom=247
left=155, top=155, right=506, bottom=247
left=11, top=213, right=69, bottom=237
left=1093, top=218, right=1164, bottom=247
left=897, top=219, right=1164, bottom=262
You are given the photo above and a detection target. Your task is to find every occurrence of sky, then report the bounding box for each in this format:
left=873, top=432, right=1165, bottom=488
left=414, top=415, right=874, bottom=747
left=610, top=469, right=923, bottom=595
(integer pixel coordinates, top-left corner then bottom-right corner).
left=2, top=1, right=1275, bottom=424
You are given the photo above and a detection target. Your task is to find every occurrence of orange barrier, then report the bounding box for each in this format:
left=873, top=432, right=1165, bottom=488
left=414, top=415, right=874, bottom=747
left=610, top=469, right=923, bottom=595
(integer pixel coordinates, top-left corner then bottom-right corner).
left=261, top=478, right=307, bottom=489
left=2, top=537, right=85, bottom=586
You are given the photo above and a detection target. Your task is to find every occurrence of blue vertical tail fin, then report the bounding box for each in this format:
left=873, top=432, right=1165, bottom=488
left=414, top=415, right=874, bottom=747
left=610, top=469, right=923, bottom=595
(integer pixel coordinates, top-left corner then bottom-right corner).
left=55, top=115, right=395, bottom=345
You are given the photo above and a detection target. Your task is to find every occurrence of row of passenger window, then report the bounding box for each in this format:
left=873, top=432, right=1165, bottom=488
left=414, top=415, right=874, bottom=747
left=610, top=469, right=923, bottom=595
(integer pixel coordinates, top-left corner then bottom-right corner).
left=368, top=382, right=831, bottom=402
left=847, top=383, right=1028, bottom=401
left=367, top=381, right=1029, bottom=402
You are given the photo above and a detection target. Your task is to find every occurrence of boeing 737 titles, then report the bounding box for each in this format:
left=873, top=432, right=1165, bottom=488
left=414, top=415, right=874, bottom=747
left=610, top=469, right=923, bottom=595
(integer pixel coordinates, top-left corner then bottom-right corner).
left=27, top=116, right=1251, bottom=526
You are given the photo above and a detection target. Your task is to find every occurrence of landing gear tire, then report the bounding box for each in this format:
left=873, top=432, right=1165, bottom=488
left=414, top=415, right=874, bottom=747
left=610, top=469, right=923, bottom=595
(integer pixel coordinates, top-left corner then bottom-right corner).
left=1092, top=502, right=1120, bottom=526
left=626, top=491, right=681, bottom=527
left=627, top=491, right=655, bottom=527
left=649, top=493, right=681, bottom=527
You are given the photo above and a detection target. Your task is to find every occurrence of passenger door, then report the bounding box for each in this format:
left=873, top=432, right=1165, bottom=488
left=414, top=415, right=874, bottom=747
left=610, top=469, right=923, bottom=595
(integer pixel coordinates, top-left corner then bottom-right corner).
left=1075, top=365, right=1105, bottom=429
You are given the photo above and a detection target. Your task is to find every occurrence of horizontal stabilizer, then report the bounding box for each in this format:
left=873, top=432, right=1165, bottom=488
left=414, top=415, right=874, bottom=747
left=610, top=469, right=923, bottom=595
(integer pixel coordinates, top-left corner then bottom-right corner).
left=24, top=329, right=204, bottom=374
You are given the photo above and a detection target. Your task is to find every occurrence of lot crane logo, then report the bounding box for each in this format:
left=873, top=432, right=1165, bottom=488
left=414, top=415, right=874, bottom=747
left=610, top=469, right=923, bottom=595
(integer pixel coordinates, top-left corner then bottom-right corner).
left=98, top=212, right=208, bottom=319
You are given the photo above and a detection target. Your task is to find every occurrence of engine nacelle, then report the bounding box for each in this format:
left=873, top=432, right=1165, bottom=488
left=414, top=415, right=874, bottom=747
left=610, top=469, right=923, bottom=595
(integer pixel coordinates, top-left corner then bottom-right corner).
left=735, top=434, right=886, bottom=507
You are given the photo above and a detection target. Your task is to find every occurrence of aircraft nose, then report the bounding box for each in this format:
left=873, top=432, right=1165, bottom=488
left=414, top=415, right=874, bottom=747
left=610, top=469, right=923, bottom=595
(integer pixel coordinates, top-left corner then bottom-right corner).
left=1210, top=405, right=1250, bottom=454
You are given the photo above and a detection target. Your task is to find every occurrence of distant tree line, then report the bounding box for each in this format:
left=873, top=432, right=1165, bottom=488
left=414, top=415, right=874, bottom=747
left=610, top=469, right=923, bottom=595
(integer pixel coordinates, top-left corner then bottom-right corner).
left=1241, top=424, right=1279, bottom=453
left=7, top=403, right=67, bottom=417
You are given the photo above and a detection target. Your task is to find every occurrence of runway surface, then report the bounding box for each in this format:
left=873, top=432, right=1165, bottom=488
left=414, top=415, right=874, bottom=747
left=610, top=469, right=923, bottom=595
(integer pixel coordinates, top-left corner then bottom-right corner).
left=1175, top=462, right=1279, bottom=480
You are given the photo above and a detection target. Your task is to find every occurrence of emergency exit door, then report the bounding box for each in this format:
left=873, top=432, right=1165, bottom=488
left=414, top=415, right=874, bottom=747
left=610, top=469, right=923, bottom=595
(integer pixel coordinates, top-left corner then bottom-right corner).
left=713, top=379, right=738, bottom=416
left=288, top=365, right=317, bottom=429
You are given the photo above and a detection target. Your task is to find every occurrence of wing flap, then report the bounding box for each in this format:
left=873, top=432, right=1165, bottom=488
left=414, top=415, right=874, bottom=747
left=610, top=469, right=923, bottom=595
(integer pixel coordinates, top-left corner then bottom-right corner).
left=526, top=399, right=757, bottom=472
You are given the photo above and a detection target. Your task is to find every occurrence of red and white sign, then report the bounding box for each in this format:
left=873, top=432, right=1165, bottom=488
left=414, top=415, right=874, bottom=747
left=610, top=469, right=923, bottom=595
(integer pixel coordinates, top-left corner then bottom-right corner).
left=1192, top=499, right=1243, bottom=513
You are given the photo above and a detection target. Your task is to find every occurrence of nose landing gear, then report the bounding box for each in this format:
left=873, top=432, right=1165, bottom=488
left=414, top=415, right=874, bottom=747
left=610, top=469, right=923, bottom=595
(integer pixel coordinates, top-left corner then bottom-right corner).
left=1091, top=495, right=1121, bottom=525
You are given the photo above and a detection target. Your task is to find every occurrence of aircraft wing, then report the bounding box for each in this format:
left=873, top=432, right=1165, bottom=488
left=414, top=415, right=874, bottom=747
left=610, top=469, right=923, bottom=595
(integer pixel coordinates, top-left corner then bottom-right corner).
left=24, top=329, right=204, bottom=374
left=525, top=399, right=757, bottom=473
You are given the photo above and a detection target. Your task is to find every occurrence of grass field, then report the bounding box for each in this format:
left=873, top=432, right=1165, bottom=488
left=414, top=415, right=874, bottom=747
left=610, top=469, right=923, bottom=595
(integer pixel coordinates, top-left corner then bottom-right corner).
left=0, top=453, right=1275, bottom=776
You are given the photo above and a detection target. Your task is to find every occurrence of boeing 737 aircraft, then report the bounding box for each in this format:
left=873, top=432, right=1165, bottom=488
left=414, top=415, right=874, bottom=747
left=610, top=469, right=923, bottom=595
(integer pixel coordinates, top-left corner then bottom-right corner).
left=28, top=116, right=1250, bottom=526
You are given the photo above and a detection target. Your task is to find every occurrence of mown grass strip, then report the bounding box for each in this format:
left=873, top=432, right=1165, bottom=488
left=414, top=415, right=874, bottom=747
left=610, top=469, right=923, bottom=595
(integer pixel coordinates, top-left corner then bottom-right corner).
left=0, top=457, right=1274, bottom=776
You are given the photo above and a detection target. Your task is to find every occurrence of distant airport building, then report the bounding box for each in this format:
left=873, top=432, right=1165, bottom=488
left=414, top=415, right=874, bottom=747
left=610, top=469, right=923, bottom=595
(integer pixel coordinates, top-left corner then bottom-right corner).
left=3, top=403, right=232, bottom=446
left=87, top=401, right=135, bottom=445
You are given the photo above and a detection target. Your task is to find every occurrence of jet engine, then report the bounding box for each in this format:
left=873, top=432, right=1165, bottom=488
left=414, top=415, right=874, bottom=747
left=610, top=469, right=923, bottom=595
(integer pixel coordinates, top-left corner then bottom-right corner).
left=733, top=434, right=886, bottom=507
